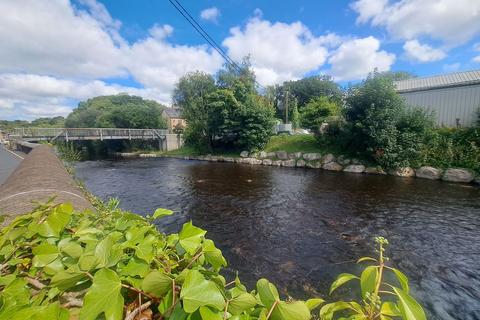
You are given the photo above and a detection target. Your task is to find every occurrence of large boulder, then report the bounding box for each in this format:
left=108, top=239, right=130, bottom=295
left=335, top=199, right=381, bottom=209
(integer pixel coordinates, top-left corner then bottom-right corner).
left=282, top=159, right=296, bottom=167
left=322, top=162, right=343, bottom=171
left=389, top=167, right=415, bottom=177
left=262, top=159, right=273, bottom=166
left=276, top=151, right=289, bottom=160
left=258, top=151, right=268, bottom=159
left=296, top=159, right=306, bottom=167
left=364, top=167, right=387, bottom=175
left=267, top=152, right=277, bottom=158
left=306, top=161, right=322, bottom=169
left=272, top=160, right=283, bottom=166
left=288, top=152, right=303, bottom=159
left=224, top=157, right=235, bottom=162
left=240, top=151, right=249, bottom=158
left=343, top=165, right=365, bottom=173
left=303, top=153, right=321, bottom=161
left=322, top=153, right=336, bottom=164
left=416, top=166, right=442, bottom=180
left=337, top=155, right=351, bottom=165
left=442, top=168, right=475, bottom=183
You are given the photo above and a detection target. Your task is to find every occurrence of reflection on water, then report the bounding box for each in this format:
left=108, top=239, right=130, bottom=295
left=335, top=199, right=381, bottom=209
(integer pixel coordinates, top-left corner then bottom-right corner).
left=75, top=158, right=480, bottom=320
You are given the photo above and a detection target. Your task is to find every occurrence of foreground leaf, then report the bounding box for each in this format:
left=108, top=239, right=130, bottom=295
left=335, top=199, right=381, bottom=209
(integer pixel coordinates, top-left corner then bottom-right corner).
left=142, top=270, right=172, bottom=298
left=180, top=270, right=225, bottom=313
left=360, top=266, right=378, bottom=299
left=80, top=268, right=124, bottom=320
left=392, top=287, right=426, bottom=320
left=329, top=273, right=359, bottom=294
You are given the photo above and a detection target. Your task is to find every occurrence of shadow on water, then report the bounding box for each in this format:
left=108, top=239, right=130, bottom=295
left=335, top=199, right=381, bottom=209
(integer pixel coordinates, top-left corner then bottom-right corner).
left=75, top=158, right=480, bottom=320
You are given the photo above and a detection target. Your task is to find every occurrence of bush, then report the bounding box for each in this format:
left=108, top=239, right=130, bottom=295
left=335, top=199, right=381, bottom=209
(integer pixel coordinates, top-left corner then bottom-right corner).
left=343, top=73, right=434, bottom=168
left=300, top=97, right=341, bottom=133
left=0, top=200, right=425, bottom=320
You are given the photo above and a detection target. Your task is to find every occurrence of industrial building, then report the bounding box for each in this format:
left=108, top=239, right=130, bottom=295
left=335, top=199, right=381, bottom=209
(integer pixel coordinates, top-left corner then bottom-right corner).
left=395, top=70, right=480, bottom=127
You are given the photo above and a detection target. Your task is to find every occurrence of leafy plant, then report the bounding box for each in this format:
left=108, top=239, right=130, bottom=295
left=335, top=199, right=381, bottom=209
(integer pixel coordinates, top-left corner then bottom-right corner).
left=300, top=97, right=341, bottom=134
left=320, top=237, right=426, bottom=320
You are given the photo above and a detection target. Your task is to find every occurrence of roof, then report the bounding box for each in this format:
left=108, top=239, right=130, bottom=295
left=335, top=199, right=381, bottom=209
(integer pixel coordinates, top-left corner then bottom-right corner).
left=163, top=108, right=183, bottom=119
left=394, top=69, right=480, bottom=93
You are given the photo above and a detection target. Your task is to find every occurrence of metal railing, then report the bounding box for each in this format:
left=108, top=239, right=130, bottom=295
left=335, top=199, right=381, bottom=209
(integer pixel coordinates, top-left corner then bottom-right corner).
left=10, top=128, right=169, bottom=141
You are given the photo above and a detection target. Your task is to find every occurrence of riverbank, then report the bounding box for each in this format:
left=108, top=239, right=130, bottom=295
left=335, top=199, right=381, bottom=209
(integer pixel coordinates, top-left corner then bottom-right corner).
left=111, top=135, right=480, bottom=185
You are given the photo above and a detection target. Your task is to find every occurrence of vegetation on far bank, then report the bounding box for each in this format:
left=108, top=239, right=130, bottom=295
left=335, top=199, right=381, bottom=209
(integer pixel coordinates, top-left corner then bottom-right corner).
left=0, top=195, right=426, bottom=320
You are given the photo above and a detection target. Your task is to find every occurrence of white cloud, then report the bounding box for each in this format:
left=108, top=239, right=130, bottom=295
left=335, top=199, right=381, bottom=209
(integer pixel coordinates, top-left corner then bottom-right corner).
left=473, top=56, right=480, bottom=63
left=0, top=0, right=224, bottom=119
left=403, top=40, right=446, bottom=62
left=223, top=17, right=331, bottom=85
left=443, top=63, right=461, bottom=73
left=351, top=0, right=480, bottom=46
left=200, top=7, right=220, bottom=23
left=328, top=36, right=395, bottom=81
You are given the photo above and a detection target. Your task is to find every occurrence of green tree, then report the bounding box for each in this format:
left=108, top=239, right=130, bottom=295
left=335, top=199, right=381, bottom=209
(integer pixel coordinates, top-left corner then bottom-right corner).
left=343, top=72, right=434, bottom=168
left=291, top=98, right=300, bottom=129
left=378, top=71, right=416, bottom=82
left=283, top=75, right=343, bottom=108
left=65, top=94, right=166, bottom=129
left=300, top=97, right=340, bottom=133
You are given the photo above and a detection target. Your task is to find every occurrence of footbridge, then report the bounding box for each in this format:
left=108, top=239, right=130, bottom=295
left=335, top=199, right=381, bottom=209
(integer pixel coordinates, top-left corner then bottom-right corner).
left=7, top=127, right=183, bottom=151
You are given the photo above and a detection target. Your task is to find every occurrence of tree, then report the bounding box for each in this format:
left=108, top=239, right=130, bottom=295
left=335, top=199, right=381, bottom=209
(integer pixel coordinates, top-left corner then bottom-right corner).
left=343, top=72, right=434, bottom=168
left=300, top=97, right=340, bottom=133
left=65, top=95, right=166, bottom=129
left=291, top=98, right=300, bottom=129
left=282, top=75, right=343, bottom=108
left=378, top=71, right=416, bottom=82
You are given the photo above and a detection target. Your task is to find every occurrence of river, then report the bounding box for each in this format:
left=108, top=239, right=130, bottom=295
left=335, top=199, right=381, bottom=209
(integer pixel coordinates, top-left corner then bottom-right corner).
left=75, top=157, right=480, bottom=320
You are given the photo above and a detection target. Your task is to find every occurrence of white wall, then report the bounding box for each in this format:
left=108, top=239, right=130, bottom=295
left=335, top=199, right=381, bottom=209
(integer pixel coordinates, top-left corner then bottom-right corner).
left=399, top=84, right=480, bottom=127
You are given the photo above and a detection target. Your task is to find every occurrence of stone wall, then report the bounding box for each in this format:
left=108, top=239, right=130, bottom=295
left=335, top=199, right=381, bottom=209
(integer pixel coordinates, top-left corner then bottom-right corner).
left=0, top=145, right=94, bottom=226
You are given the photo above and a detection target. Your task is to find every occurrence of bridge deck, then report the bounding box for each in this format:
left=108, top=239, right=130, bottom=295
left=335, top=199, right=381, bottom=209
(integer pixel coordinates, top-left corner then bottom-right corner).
left=9, top=128, right=169, bottom=142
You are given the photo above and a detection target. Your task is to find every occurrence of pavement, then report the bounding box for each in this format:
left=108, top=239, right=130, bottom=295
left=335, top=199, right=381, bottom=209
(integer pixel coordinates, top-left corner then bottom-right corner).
left=0, top=144, right=25, bottom=185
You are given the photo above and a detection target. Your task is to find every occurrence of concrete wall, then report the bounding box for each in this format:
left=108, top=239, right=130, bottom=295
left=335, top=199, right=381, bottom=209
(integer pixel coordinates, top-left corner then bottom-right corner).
left=0, top=145, right=94, bottom=227
left=399, top=84, right=480, bottom=127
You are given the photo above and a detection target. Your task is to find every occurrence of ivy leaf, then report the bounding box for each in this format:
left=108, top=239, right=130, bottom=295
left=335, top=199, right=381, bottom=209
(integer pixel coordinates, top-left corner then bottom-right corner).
left=121, top=258, right=150, bottom=278
left=153, top=208, right=174, bottom=220
left=329, top=273, right=359, bottom=294
left=381, top=302, right=401, bottom=316
left=319, top=301, right=355, bottom=320
left=95, top=235, right=123, bottom=268
left=34, top=203, right=72, bottom=238
left=135, top=234, right=156, bottom=263
left=390, top=267, right=409, bottom=293
left=80, top=268, right=124, bottom=320
left=179, top=221, right=206, bottom=255
left=202, top=239, right=227, bottom=271
left=305, top=298, right=325, bottom=311
left=392, top=287, right=426, bottom=320
left=360, top=266, right=378, bottom=299
left=256, top=279, right=279, bottom=308
left=270, top=301, right=311, bottom=320
left=51, top=271, right=88, bottom=291
left=60, top=241, right=83, bottom=258
left=180, top=270, right=225, bottom=313
left=357, top=257, right=377, bottom=263
left=141, top=270, right=172, bottom=298
left=199, top=306, right=223, bottom=320
left=32, top=243, right=59, bottom=267
left=228, top=292, right=257, bottom=315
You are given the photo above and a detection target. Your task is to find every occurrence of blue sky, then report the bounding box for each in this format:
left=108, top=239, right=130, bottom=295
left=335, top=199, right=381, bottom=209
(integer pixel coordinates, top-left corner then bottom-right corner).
left=0, top=0, right=479, bottom=120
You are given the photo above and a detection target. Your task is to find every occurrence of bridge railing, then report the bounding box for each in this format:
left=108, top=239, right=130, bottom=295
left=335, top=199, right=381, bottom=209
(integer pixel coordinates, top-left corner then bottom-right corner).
left=10, top=128, right=169, bottom=139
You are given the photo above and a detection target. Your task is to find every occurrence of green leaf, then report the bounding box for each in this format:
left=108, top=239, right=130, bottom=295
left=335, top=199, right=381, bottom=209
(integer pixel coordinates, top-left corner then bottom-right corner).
left=121, top=258, right=150, bottom=278
left=51, top=271, right=87, bottom=291
left=305, top=298, right=325, bottom=311
left=141, top=270, right=172, bottom=298
left=270, top=301, right=310, bottom=320
left=319, top=302, right=355, bottom=320
left=256, top=279, right=279, bottom=308
left=60, top=241, right=83, bottom=258
left=228, top=292, right=257, bottom=315
left=34, top=203, right=72, bottom=237
left=179, top=221, right=207, bottom=255
left=392, top=287, right=426, bottom=320
left=390, top=268, right=409, bottom=293
left=381, top=302, right=401, bottom=317
left=135, top=234, right=156, bottom=263
left=180, top=270, right=225, bottom=313
left=360, top=266, right=378, bottom=299
left=199, top=306, right=223, bottom=320
left=32, top=243, right=59, bottom=267
left=78, top=255, right=98, bottom=271
left=80, top=268, right=124, bottom=320
left=153, top=208, right=174, bottom=219
left=202, top=239, right=227, bottom=271
left=94, top=235, right=123, bottom=268
left=357, top=257, right=377, bottom=263
left=329, top=273, right=359, bottom=294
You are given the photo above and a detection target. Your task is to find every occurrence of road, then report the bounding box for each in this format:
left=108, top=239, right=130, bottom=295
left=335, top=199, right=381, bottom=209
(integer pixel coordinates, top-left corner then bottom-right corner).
left=0, top=144, right=25, bottom=185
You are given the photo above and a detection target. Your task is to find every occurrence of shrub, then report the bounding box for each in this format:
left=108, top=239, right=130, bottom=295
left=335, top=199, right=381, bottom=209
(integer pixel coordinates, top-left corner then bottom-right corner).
left=0, top=200, right=425, bottom=320
left=300, top=97, right=341, bottom=133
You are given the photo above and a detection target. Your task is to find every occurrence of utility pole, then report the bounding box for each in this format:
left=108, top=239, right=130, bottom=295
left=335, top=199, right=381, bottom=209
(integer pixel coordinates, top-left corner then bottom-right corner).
left=285, top=90, right=289, bottom=124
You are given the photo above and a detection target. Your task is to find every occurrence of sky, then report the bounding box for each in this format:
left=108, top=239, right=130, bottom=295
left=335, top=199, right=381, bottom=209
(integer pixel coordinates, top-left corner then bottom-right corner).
left=1, top=0, right=480, bottom=120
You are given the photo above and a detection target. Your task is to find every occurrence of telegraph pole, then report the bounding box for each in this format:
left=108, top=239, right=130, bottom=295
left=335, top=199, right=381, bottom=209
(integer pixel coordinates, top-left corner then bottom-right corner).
left=285, top=90, right=289, bottom=124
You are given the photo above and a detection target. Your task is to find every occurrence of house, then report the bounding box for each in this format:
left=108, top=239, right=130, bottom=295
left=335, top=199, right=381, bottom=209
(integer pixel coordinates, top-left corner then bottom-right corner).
left=162, top=108, right=186, bottom=132
left=394, top=70, right=480, bottom=127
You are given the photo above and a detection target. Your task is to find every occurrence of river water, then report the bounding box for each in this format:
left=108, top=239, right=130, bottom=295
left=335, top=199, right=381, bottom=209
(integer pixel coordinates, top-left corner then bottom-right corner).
left=75, top=158, right=480, bottom=320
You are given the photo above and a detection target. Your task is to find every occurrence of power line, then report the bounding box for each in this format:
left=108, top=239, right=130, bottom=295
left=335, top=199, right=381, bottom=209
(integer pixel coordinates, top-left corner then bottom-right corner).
left=167, top=0, right=266, bottom=90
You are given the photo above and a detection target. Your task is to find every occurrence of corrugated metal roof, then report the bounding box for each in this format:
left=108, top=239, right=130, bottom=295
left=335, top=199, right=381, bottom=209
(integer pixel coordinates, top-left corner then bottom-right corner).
left=394, top=70, right=480, bottom=92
